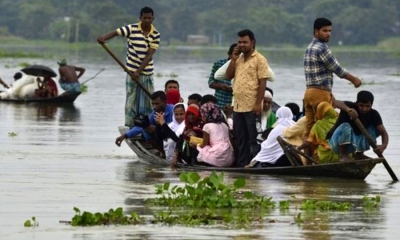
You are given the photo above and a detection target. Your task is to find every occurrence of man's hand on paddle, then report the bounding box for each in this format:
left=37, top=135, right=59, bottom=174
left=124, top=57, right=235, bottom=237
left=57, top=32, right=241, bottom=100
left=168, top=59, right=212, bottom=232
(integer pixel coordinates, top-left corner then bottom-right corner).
left=374, top=145, right=386, bottom=155
left=352, top=77, right=362, bottom=88
left=115, top=135, right=125, bottom=147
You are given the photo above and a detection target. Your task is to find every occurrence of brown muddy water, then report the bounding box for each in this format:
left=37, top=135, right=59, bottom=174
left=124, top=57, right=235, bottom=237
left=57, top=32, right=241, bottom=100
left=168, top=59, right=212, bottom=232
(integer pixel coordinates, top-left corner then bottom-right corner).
left=0, top=54, right=400, bottom=239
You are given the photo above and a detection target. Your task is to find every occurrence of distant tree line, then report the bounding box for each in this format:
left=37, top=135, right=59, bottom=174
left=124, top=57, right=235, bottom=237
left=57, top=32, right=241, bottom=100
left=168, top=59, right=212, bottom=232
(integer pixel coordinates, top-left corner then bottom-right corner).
left=0, top=0, right=399, bottom=47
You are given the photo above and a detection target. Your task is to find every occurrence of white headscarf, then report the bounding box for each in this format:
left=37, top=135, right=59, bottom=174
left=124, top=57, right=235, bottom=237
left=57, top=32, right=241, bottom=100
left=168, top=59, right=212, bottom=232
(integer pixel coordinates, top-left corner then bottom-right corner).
left=252, top=106, right=295, bottom=164
left=168, top=103, right=186, bottom=136
left=261, top=91, right=273, bottom=130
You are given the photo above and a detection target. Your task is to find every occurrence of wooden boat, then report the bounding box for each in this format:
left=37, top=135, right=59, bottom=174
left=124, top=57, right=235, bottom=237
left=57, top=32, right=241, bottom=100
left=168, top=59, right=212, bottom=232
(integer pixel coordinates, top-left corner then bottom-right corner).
left=0, top=92, right=80, bottom=104
left=118, top=127, right=384, bottom=180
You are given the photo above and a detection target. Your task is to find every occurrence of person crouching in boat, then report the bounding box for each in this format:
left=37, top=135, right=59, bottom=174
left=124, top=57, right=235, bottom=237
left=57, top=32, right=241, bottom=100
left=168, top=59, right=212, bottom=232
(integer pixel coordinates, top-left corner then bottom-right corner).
left=171, top=104, right=204, bottom=166
left=327, top=90, right=389, bottom=162
left=155, top=103, right=186, bottom=163
left=34, top=75, right=58, bottom=98
left=190, top=102, right=234, bottom=167
left=246, top=107, right=295, bottom=168
left=297, top=102, right=339, bottom=164
left=58, top=59, right=85, bottom=94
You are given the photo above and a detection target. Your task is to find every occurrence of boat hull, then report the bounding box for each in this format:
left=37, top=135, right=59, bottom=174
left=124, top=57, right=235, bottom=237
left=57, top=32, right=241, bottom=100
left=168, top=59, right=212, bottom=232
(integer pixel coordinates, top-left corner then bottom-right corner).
left=120, top=127, right=383, bottom=180
left=0, top=92, right=80, bottom=104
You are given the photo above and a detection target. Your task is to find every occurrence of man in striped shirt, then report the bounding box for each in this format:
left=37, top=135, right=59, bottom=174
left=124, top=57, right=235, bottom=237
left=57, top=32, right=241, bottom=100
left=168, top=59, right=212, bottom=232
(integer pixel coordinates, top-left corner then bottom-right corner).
left=97, top=6, right=160, bottom=127
left=303, top=17, right=361, bottom=142
left=208, top=43, right=236, bottom=109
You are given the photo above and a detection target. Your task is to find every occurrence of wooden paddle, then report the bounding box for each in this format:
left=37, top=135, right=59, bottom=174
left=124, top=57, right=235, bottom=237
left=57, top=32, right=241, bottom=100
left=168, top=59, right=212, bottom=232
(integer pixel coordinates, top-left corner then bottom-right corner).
left=353, top=118, right=398, bottom=181
left=99, top=43, right=151, bottom=97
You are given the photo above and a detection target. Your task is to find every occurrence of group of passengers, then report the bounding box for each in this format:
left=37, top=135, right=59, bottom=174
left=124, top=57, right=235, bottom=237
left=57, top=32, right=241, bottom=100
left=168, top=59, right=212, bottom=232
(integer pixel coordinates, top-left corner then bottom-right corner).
left=114, top=18, right=389, bottom=169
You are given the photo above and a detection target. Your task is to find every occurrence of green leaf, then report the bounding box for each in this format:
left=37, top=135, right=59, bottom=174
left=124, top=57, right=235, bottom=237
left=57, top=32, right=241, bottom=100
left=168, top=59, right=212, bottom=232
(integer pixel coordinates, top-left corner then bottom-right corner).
left=24, top=220, right=31, bottom=227
left=163, top=182, right=170, bottom=191
left=234, top=177, right=246, bottom=189
left=179, top=172, right=188, bottom=183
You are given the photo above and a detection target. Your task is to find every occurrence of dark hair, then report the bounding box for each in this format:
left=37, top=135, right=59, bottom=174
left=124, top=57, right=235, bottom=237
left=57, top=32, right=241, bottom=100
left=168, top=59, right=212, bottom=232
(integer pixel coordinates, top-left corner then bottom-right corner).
left=151, top=90, right=166, bottom=101
left=200, top=94, right=217, bottom=105
left=313, top=18, right=332, bottom=30
left=357, top=90, right=374, bottom=104
left=13, top=72, right=23, bottom=80
left=140, top=6, right=154, bottom=16
left=238, top=29, right=255, bottom=41
left=266, top=87, right=274, bottom=96
left=228, top=43, right=237, bottom=55
left=164, top=79, right=179, bottom=89
left=285, top=102, right=300, bottom=117
left=188, top=93, right=202, bottom=102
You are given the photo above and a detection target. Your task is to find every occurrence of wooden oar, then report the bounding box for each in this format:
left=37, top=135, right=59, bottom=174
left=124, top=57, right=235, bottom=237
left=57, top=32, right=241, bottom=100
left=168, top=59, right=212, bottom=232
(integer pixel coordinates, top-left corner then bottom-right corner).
left=79, top=68, right=105, bottom=85
left=99, top=43, right=151, bottom=97
left=353, top=118, right=398, bottom=181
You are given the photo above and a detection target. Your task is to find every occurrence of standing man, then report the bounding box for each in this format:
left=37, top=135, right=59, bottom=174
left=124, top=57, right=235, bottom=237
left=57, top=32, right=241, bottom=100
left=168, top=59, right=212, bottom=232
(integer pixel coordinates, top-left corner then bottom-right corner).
left=226, top=29, right=270, bottom=167
left=97, top=6, right=161, bottom=127
left=58, top=59, right=85, bottom=94
left=303, top=17, right=362, bottom=141
left=208, top=43, right=236, bottom=109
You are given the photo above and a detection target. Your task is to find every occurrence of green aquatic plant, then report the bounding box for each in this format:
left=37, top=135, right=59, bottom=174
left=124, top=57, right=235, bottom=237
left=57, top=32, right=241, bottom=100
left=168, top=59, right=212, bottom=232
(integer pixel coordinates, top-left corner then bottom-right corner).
left=8, top=132, right=18, bottom=137
left=155, top=72, right=163, bottom=78
left=147, top=171, right=276, bottom=210
left=300, top=199, right=352, bottom=211
left=169, top=72, right=178, bottom=78
left=362, top=196, right=381, bottom=210
left=80, top=84, right=88, bottom=93
left=71, top=207, right=141, bottom=226
left=24, top=216, right=39, bottom=227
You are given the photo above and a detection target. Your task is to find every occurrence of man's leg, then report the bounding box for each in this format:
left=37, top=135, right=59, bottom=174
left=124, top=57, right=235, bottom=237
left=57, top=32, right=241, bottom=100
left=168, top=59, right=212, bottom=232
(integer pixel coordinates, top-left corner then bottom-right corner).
left=329, top=123, right=355, bottom=161
left=233, top=112, right=250, bottom=167
left=303, top=88, right=333, bottom=138
left=243, top=112, right=260, bottom=158
left=125, top=75, right=137, bottom=127
left=138, top=75, right=154, bottom=116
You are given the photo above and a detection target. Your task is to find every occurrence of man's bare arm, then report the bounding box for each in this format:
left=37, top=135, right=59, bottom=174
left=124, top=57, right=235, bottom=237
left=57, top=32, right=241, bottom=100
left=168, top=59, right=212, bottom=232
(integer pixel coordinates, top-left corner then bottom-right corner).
left=74, top=67, right=86, bottom=79
left=135, top=48, right=157, bottom=75
left=97, top=31, right=118, bottom=44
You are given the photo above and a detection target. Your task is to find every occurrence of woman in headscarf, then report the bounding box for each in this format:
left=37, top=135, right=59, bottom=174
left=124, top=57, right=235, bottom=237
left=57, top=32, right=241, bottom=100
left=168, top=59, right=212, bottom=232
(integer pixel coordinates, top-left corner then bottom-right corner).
left=171, top=104, right=203, bottom=165
left=298, top=101, right=339, bottom=163
left=191, top=102, right=234, bottom=167
left=155, top=103, right=186, bottom=163
left=247, top=106, right=295, bottom=167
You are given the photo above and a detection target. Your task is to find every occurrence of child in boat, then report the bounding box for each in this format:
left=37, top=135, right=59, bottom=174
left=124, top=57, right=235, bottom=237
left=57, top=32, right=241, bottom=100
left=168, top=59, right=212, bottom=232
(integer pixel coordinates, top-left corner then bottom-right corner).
left=190, top=102, right=234, bottom=167
left=155, top=103, right=186, bottom=163
left=171, top=104, right=203, bottom=165
left=327, top=90, right=389, bottom=162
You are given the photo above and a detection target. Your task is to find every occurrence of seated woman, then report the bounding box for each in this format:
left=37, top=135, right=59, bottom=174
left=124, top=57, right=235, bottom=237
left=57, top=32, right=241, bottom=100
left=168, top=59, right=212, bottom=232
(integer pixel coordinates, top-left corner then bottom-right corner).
left=246, top=107, right=295, bottom=168
left=155, top=103, right=186, bottom=163
left=298, top=102, right=339, bottom=163
left=35, top=76, right=58, bottom=98
left=172, top=104, right=204, bottom=165
left=282, top=116, right=307, bottom=165
left=190, top=102, right=234, bottom=167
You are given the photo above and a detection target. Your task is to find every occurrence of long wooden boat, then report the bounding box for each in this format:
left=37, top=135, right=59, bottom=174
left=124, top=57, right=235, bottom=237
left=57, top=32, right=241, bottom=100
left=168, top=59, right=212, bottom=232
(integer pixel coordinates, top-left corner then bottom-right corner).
left=0, top=92, right=80, bottom=104
left=119, top=127, right=383, bottom=180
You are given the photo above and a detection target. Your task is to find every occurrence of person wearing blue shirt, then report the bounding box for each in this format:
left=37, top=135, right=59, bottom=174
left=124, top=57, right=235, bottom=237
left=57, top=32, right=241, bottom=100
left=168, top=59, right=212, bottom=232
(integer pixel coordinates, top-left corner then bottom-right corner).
left=116, top=91, right=174, bottom=155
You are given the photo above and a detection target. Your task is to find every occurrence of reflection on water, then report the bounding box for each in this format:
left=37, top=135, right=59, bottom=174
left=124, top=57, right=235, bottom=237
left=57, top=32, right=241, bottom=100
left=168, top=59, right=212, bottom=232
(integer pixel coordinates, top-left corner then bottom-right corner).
left=0, top=55, right=399, bottom=239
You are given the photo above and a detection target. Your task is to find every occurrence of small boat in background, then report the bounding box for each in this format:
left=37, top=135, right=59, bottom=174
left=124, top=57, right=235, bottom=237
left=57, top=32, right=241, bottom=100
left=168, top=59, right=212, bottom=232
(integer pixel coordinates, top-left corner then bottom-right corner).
left=0, top=91, right=80, bottom=104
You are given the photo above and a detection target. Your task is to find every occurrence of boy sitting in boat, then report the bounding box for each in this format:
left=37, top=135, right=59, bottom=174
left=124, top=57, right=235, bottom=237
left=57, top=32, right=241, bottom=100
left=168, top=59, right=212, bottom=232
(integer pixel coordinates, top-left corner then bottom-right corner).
left=327, top=90, right=389, bottom=162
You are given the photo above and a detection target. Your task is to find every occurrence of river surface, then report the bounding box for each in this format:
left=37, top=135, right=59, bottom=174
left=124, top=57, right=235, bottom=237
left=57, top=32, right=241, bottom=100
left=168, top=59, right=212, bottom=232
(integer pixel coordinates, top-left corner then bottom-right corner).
left=1, top=51, right=400, bottom=239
